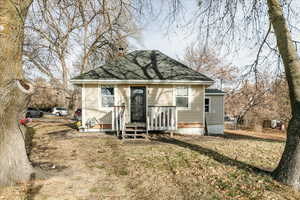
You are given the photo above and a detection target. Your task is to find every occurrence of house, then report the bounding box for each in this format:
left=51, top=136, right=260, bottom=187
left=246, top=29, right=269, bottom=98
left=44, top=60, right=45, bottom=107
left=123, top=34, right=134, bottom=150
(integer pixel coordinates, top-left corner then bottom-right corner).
left=70, top=50, right=225, bottom=138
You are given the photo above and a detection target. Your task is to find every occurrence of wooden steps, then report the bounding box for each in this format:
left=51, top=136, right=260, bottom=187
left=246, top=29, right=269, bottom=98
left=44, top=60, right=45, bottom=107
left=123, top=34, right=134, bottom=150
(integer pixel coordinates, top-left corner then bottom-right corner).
left=122, top=123, right=148, bottom=140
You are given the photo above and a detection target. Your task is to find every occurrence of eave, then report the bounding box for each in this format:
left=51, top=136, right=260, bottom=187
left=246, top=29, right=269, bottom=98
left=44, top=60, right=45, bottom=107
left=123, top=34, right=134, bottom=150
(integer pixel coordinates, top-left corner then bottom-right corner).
left=70, top=79, right=214, bottom=86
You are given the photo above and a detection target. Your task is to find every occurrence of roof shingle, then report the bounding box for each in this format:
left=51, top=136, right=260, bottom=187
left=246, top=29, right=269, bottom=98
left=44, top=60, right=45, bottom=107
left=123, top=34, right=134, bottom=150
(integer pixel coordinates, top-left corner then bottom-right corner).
left=72, top=50, right=214, bottom=82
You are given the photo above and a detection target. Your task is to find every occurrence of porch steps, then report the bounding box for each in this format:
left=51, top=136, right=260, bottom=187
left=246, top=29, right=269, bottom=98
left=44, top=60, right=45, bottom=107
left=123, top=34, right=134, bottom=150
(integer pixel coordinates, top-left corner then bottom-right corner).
left=122, top=123, right=148, bottom=140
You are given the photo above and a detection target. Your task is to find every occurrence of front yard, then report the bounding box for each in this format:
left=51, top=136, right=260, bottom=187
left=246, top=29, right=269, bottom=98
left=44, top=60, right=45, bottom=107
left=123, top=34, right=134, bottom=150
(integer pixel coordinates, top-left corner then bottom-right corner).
left=1, top=119, right=299, bottom=200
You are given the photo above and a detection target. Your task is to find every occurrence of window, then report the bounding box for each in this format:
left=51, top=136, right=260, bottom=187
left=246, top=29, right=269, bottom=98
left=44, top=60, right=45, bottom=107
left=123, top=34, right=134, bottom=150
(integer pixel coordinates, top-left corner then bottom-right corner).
left=176, top=87, right=189, bottom=108
left=205, top=98, right=210, bottom=112
left=101, top=86, right=114, bottom=107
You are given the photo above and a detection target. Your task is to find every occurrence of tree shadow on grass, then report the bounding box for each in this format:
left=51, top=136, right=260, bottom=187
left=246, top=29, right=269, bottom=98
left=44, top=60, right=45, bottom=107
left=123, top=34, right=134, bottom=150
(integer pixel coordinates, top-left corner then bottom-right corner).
left=152, top=136, right=271, bottom=175
left=221, top=132, right=285, bottom=143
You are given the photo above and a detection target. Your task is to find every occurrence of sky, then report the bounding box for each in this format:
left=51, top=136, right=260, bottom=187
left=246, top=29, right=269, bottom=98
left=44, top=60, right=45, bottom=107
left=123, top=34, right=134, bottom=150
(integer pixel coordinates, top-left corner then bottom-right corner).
left=131, top=0, right=199, bottom=60
left=129, top=0, right=253, bottom=69
left=130, top=0, right=300, bottom=73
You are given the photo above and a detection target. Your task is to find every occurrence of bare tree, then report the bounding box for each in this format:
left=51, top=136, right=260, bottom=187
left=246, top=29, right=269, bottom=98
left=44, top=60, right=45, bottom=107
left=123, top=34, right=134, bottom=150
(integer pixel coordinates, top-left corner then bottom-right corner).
left=183, top=45, right=238, bottom=88
left=29, top=78, right=67, bottom=109
left=74, top=0, right=139, bottom=73
left=24, top=0, right=139, bottom=110
left=225, top=79, right=274, bottom=127
left=272, top=75, right=291, bottom=124
left=24, top=0, right=81, bottom=105
left=0, top=0, right=139, bottom=186
left=268, top=1, right=300, bottom=187
left=0, top=0, right=34, bottom=186
left=194, top=0, right=300, bottom=189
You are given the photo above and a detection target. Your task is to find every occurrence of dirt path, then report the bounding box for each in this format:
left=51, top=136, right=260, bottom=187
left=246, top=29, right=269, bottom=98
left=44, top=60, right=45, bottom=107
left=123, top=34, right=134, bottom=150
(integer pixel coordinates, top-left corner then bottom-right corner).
left=27, top=120, right=130, bottom=200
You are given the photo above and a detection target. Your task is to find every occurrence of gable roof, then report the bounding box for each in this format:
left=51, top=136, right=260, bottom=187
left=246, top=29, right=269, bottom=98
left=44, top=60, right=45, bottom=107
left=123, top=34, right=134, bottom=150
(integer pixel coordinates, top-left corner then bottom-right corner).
left=71, top=50, right=214, bottom=84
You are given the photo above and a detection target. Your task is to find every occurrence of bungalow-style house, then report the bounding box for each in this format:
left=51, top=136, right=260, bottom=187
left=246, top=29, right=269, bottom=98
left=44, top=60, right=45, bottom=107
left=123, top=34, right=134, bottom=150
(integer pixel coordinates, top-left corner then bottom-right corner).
left=71, top=50, right=225, bottom=138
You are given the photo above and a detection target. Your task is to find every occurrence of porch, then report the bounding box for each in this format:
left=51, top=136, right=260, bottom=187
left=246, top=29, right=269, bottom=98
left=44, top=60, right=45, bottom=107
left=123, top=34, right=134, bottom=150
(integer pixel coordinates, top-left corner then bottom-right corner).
left=113, top=106, right=177, bottom=139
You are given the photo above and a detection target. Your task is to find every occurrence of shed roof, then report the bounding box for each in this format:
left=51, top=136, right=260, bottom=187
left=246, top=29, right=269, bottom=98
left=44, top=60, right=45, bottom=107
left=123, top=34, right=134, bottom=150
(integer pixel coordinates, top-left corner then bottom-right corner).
left=72, top=50, right=214, bottom=83
left=205, top=89, right=225, bottom=95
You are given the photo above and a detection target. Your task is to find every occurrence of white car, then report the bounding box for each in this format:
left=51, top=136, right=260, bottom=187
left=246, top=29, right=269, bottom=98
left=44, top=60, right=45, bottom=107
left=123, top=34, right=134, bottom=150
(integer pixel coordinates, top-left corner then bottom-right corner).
left=52, top=107, right=68, bottom=116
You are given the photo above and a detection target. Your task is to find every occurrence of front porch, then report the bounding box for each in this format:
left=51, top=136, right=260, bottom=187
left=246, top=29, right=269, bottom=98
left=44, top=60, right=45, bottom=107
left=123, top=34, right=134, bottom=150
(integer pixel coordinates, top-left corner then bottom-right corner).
left=113, top=106, right=177, bottom=139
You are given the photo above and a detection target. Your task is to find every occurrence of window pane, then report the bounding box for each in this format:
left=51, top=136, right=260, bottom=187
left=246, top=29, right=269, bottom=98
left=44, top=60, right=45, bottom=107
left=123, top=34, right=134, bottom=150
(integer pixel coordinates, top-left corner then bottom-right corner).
left=176, top=97, right=188, bottom=107
left=102, top=96, right=114, bottom=107
left=205, top=98, right=210, bottom=105
left=102, top=87, right=114, bottom=95
left=177, top=87, right=188, bottom=96
left=133, top=89, right=144, bottom=94
left=205, top=98, right=210, bottom=112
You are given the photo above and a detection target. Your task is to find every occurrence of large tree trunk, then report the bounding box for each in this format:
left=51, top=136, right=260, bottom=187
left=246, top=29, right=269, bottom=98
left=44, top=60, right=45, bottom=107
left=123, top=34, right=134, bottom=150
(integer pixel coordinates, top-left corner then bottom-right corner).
left=267, top=0, right=300, bottom=190
left=0, top=0, right=34, bottom=186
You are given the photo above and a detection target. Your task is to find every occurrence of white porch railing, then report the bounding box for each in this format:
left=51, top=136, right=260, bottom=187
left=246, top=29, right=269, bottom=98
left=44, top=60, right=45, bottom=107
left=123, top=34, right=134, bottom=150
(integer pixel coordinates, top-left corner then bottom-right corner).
left=112, top=106, right=126, bottom=137
left=147, top=106, right=177, bottom=131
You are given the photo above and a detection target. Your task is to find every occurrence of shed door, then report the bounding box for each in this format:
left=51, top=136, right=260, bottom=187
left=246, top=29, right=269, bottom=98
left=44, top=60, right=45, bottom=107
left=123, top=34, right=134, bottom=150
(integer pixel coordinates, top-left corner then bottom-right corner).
left=131, top=87, right=146, bottom=123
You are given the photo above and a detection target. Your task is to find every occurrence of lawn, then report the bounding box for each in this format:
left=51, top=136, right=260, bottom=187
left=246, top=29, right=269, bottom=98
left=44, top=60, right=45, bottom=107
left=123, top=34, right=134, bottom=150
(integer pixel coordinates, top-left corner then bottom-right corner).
left=1, top=119, right=299, bottom=200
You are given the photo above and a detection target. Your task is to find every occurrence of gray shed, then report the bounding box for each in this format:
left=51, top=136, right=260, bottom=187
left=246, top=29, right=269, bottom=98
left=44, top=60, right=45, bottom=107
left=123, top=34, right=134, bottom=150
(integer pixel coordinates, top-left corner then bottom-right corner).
left=205, top=89, right=225, bottom=134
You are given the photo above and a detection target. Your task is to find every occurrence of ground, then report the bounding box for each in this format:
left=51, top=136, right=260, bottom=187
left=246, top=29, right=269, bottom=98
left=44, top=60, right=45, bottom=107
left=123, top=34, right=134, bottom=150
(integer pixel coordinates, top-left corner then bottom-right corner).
left=1, top=117, right=300, bottom=200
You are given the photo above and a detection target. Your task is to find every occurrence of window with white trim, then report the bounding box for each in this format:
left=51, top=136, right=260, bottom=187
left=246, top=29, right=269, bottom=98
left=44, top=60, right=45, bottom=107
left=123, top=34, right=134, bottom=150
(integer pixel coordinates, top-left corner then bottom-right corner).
left=205, top=98, right=210, bottom=112
left=101, top=86, right=114, bottom=107
left=176, top=87, right=189, bottom=108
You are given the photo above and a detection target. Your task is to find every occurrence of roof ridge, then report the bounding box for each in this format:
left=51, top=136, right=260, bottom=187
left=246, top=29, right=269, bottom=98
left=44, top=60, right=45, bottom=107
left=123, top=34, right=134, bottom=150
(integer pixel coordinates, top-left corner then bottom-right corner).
left=71, top=50, right=214, bottom=83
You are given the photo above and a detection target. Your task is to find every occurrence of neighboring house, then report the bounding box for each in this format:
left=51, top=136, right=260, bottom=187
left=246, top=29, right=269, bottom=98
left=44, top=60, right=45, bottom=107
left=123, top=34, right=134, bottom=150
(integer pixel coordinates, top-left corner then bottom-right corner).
left=71, top=50, right=224, bottom=137
left=205, top=89, right=225, bottom=134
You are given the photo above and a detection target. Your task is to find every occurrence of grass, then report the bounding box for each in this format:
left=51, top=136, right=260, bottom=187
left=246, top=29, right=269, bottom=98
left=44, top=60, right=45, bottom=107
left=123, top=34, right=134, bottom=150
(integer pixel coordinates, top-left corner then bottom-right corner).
left=95, top=134, right=297, bottom=199
left=1, top=120, right=300, bottom=200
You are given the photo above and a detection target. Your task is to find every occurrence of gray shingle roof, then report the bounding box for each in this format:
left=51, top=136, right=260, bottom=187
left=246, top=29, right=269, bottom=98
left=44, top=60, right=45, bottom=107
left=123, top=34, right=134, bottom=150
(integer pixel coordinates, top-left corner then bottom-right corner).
left=72, top=50, right=213, bottom=82
left=205, top=89, right=225, bottom=94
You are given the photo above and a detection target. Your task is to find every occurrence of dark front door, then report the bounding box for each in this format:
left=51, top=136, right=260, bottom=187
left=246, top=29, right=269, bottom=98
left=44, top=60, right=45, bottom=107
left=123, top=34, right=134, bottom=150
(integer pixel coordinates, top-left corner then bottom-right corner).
left=131, top=86, right=146, bottom=123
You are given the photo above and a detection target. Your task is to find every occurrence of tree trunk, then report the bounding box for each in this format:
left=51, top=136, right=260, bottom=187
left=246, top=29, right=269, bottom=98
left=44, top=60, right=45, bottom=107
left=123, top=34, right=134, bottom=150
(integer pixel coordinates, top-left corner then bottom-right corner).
left=267, top=0, right=300, bottom=190
left=60, top=57, right=69, bottom=107
left=0, top=0, right=34, bottom=186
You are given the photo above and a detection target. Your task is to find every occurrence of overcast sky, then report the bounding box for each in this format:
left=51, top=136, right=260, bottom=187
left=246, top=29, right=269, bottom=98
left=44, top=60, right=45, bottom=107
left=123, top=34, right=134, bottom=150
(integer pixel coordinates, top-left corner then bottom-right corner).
left=131, top=0, right=198, bottom=60
left=130, top=0, right=300, bottom=71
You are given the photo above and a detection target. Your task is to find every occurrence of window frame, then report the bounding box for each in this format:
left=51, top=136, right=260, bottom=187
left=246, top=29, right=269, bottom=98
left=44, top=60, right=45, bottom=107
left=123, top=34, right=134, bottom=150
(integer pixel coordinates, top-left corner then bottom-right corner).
left=175, top=86, right=190, bottom=109
left=205, top=97, right=211, bottom=113
left=100, top=85, right=115, bottom=108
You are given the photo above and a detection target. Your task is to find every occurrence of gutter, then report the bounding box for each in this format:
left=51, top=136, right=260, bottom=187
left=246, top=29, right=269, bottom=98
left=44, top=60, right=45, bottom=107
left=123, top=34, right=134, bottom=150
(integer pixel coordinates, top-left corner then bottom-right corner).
left=70, top=79, right=215, bottom=85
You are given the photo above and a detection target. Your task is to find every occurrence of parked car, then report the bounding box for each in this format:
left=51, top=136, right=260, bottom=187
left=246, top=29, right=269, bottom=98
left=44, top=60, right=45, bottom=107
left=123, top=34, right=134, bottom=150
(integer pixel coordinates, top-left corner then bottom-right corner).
left=52, top=107, right=68, bottom=116
left=74, top=108, right=82, bottom=121
left=26, top=107, right=43, bottom=118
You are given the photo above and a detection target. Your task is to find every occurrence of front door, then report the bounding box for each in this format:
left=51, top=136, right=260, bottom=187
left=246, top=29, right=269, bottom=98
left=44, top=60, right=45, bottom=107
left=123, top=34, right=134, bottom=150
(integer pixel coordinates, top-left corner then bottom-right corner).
left=131, top=86, right=146, bottom=123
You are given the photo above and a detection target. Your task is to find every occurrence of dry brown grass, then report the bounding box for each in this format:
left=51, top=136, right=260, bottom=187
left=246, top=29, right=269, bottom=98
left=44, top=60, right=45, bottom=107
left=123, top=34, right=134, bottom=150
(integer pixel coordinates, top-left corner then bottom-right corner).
left=0, top=121, right=299, bottom=200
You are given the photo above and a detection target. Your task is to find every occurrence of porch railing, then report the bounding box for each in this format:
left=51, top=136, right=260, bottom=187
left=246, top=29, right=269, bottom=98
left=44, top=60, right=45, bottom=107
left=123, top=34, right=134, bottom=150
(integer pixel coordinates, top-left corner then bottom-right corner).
left=112, top=106, right=126, bottom=137
left=112, top=106, right=177, bottom=134
left=147, top=106, right=177, bottom=131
